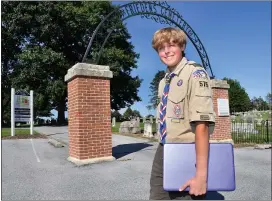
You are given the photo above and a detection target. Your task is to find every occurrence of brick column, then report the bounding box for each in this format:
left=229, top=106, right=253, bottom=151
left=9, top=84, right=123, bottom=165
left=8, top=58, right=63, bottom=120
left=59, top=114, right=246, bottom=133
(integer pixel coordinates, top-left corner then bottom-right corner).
left=209, top=79, right=234, bottom=144
left=64, top=63, right=115, bottom=165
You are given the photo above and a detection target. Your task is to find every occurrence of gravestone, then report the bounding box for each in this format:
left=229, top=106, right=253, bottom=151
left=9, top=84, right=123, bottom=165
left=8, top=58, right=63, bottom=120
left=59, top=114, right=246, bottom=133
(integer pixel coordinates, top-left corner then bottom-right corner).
left=143, top=122, right=153, bottom=138
left=246, top=115, right=254, bottom=123
left=150, top=116, right=153, bottom=124
left=119, top=118, right=141, bottom=134
left=112, top=117, right=116, bottom=127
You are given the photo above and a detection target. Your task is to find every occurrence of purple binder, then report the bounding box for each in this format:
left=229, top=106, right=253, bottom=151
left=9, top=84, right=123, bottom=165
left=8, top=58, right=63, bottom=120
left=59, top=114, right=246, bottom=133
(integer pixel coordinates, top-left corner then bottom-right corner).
left=163, top=143, right=236, bottom=191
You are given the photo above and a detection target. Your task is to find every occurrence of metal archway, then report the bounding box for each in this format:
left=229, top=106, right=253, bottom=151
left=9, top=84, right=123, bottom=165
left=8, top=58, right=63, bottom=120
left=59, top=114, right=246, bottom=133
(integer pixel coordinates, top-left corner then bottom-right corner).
left=82, top=1, right=214, bottom=78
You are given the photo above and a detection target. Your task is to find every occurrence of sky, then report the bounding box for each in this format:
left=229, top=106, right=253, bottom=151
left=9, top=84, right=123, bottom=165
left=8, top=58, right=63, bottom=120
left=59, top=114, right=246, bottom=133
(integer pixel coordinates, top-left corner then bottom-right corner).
left=55, top=1, right=271, bottom=119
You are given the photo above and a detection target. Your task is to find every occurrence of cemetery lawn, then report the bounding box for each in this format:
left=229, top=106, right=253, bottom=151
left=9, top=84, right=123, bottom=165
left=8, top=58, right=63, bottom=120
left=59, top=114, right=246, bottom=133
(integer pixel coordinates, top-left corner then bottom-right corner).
left=112, top=122, right=121, bottom=133
left=112, top=122, right=158, bottom=142
left=261, top=112, right=269, bottom=120
left=1, top=128, right=47, bottom=139
left=111, top=122, right=156, bottom=133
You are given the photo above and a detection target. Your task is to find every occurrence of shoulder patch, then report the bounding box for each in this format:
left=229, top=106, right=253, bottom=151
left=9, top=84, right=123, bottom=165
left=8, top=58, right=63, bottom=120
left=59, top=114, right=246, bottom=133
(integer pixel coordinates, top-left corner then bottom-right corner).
left=192, top=69, right=208, bottom=79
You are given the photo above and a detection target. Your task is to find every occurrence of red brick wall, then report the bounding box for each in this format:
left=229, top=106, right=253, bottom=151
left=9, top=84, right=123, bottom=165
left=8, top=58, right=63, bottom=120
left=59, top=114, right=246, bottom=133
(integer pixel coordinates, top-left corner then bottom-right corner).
left=67, top=76, right=112, bottom=160
left=211, top=88, right=232, bottom=140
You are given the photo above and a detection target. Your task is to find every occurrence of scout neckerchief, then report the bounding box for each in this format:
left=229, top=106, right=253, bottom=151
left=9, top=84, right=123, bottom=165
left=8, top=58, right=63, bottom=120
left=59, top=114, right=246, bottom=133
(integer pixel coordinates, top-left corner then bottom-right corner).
left=159, top=72, right=176, bottom=144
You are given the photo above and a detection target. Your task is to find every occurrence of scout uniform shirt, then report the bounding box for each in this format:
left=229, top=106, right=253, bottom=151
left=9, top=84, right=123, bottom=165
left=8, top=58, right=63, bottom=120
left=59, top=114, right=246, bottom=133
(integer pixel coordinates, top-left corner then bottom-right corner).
left=157, top=57, right=215, bottom=143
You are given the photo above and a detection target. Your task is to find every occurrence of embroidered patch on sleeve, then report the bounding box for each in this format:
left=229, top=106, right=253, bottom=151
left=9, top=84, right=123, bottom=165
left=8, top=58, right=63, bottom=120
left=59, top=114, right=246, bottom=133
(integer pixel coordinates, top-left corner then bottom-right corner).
left=192, top=69, right=208, bottom=79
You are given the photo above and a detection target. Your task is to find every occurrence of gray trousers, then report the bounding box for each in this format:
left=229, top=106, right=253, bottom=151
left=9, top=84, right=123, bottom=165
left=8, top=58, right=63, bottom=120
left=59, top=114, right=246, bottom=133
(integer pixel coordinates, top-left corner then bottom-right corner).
left=149, top=143, right=206, bottom=200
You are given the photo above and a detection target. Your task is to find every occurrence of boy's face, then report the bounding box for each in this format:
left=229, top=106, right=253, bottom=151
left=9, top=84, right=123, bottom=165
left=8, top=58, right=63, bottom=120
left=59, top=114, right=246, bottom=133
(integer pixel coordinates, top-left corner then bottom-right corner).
left=157, top=41, right=184, bottom=68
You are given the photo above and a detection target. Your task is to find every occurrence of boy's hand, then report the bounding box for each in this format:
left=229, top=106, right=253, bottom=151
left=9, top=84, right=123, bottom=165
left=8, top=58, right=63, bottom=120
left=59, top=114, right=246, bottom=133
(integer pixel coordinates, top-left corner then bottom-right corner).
left=179, top=176, right=207, bottom=196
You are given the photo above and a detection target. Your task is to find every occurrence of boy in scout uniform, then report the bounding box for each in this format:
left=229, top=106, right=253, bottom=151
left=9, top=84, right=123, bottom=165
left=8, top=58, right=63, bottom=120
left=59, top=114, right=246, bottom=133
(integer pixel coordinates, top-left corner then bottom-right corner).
left=149, top=27, right=215, bottom=200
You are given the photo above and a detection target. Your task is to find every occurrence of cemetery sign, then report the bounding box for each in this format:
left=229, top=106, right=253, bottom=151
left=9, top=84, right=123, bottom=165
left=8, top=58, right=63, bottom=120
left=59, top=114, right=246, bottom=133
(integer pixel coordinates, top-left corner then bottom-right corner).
left=11, top=88, right=34, bottom=136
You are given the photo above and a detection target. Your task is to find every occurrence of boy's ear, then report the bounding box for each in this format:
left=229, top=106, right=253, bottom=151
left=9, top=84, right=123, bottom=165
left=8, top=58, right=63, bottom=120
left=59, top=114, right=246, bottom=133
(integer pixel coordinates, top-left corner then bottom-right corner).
left=181, top=44, right=185, bottom=51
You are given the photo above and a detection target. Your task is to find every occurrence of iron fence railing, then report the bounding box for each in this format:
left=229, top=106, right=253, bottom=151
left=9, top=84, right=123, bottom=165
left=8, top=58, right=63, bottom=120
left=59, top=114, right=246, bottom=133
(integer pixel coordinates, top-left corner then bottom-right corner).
left=231, top=120, right=271, bottom=144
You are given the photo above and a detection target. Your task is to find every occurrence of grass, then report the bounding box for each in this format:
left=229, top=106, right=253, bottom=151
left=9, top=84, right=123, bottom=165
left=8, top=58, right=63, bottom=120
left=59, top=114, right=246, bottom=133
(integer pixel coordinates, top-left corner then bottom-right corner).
left=112, top=122, right=121, bottom=133
left=1, top=128, right=39, bottom=137
left=112, top=122, right=157, bottom=133
left=261, top=112, right=270, bottom=120
left=232, top=131, right=272, bottom=144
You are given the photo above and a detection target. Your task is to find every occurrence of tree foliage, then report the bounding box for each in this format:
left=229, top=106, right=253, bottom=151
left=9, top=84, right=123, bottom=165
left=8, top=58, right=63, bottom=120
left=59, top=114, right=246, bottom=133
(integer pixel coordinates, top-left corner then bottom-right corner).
left=223, top=78, right=252, bottom=113
left=111, top=110, right=122, bottom=122
left=122, top=107, right=141, bottom=120
left=251, top=96, right=269, bottom=111
left=147, top=70, right=166, bottom=110
left=1, top=1, right=142, bottom=124
left=266, top=93, right=272, bottom=108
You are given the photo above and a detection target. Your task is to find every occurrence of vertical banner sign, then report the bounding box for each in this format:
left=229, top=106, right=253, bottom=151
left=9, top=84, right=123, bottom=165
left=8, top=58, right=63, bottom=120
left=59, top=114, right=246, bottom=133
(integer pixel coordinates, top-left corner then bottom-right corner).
left=11, top=88, right=34, bottom=136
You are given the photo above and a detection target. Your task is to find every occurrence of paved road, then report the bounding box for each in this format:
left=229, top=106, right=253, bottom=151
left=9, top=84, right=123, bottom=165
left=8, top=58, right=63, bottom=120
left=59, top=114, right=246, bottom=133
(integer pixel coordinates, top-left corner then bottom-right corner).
left=2, top=126, right=271, bottom=200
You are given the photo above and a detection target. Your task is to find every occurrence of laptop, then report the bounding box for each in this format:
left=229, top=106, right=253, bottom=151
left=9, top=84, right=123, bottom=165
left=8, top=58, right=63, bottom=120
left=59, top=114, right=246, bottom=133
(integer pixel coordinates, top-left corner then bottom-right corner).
left=163, top=143, right=236, bottom=192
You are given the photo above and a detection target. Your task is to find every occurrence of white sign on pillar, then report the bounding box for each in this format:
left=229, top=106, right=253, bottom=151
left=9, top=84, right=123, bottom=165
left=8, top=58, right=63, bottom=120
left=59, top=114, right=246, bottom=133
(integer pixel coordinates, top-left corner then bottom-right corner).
left=217, top=98, right=230, bottom=117
left=11, top=88, right=34, bottom=136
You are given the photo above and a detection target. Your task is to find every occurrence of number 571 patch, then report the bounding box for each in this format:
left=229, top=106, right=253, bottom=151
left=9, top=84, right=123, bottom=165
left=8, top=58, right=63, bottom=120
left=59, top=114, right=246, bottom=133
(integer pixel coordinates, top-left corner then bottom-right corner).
left=199, top=81, right=208, bottom=87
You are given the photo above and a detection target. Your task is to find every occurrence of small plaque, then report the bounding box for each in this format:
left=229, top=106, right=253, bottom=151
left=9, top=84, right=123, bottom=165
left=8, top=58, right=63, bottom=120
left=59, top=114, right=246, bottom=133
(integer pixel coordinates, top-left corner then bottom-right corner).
left=217, top=99, right=230, bottom=116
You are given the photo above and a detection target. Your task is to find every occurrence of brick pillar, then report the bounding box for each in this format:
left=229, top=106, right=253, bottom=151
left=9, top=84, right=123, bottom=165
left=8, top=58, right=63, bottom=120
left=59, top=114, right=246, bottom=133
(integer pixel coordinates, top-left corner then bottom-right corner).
left=209, top=79, right=234, bottom=144
left=64, top=63, right=115, bottom=165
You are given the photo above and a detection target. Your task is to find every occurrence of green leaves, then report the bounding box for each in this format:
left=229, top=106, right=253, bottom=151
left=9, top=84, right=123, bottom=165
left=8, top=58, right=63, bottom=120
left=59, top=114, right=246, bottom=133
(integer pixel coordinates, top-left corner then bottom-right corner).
left=223, top=77, right=252, bottom=113
left=2, top=1, right=142, bottom=124
left=147, top=70, right=166, bottom=110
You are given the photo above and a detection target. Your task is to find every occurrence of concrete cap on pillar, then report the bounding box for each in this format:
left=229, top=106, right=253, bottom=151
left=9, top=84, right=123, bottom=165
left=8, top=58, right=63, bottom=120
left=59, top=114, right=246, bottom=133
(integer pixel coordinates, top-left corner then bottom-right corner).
left=64, top=63, right=113, bottom=82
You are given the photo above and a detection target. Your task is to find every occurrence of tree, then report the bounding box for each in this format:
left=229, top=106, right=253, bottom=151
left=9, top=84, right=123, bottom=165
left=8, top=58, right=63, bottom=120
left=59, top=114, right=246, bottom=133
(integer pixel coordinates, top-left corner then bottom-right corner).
left=132, top=110, right=142, bottom=118
left=1, top=1, right=24, bottom=125
left=111, top=110, right=122, bottom=122
left=2, top=1, right=142, bottom=124
left=266, top=93, right=272, bottom=108
left=147, top=70, right=166, bottom=110
left=251, top=96, right=269, bottom=111
left=223, top=78, right=252, bottom=113
left=123, top=107, right=134, bottom=120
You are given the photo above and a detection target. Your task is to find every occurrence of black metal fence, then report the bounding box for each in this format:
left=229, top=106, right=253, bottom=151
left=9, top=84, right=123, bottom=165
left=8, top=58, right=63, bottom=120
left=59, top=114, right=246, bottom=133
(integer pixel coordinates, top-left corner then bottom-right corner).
left=231, top=120, right=272, bottom=144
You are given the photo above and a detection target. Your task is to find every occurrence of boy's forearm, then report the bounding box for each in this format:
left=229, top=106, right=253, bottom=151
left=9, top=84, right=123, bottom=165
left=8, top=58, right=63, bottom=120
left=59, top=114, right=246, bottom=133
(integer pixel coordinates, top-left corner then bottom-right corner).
left=195, top=122, right=209, bottom=181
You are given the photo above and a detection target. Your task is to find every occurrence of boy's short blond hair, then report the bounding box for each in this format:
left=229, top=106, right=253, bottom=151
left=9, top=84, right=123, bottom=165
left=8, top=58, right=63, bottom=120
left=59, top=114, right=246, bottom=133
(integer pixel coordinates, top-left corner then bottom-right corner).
left=152, top=27, right=187, bottom=51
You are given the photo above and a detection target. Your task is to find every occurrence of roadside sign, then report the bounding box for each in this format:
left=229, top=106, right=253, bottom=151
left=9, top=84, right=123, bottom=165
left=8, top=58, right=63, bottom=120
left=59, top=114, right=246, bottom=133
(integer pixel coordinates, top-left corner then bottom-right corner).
left=11, top=89, right=34, bottom=136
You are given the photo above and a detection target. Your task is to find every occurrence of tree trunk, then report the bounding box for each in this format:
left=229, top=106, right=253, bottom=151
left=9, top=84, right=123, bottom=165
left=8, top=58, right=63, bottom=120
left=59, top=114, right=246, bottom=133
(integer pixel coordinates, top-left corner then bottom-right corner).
left=57, top=96, right=66, bottom=125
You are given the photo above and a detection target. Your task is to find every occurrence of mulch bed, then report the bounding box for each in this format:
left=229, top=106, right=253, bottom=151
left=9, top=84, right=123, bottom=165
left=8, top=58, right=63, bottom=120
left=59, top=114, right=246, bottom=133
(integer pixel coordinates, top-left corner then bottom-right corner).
left=2, top=134, right=48, bottom=140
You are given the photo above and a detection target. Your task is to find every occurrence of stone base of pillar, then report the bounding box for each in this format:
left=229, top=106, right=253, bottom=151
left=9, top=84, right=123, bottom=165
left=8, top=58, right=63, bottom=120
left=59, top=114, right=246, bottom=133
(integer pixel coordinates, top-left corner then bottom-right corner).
left=67, top=156, right=116, bottom=166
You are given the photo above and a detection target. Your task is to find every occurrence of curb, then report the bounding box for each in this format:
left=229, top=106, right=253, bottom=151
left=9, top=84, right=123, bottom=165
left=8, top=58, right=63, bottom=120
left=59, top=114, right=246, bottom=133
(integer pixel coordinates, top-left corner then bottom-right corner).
left=48, top=138, right=66, bottom=148
left=254, top=144, right=272, bottom=150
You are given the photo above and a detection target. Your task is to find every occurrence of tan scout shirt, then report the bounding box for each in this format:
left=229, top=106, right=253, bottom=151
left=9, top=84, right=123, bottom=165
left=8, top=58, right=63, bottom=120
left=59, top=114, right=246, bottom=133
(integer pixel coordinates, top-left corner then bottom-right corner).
left=157, top=57, right=215, bottom=143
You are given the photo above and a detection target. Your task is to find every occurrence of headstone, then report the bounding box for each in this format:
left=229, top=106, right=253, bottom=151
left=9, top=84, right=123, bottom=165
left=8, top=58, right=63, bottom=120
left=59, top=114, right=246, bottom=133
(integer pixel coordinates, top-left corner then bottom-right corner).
left=137, top=117, right=140, bottom=123
left=143, top=122, right=153, bottom=138
left=112, top=117, right=116, bottom=127
left=256, top=119, right=262, bottom=125
left=150, top=116, right=153, bottom=124
left=119, top=119, right=141, bottom=134
left=143, top=117, right=146, bottom=123
left=246, top=115, right=254, bottom=123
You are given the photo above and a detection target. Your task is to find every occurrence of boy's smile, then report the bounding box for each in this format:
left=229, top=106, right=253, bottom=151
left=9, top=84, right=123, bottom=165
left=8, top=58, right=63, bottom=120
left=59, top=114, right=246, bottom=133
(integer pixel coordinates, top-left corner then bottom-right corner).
left=158, top=42, right=184, bottom=69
